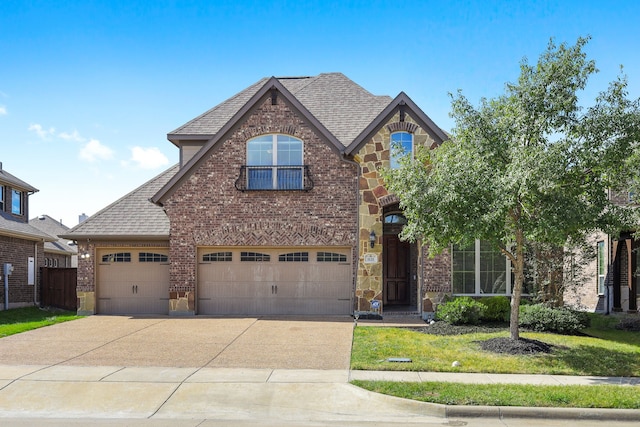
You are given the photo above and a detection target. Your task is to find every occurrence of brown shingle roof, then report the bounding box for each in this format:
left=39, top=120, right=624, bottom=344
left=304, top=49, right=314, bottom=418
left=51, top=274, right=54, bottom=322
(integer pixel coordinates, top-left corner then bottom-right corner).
left=169, top=73, right=392, bottom=147
left=61, top=165, right=178, bottom=239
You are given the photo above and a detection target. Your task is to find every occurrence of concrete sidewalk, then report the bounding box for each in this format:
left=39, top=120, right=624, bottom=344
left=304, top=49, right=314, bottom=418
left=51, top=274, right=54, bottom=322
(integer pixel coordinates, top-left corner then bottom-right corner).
left=1, top=364, right=639, bottom=423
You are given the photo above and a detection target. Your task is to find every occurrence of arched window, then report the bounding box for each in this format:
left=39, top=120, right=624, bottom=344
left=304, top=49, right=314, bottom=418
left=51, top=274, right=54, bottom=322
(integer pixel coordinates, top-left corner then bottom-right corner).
left=246, top=134, right=303, bottom=189
left=390, top=132, right=413, bottom=169
left=384, top=213, right=408, bottom=225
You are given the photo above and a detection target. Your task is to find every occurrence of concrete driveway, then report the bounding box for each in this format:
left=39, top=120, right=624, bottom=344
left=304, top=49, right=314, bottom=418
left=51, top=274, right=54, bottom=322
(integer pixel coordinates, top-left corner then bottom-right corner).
left=0, top=315, right=354, bottom=369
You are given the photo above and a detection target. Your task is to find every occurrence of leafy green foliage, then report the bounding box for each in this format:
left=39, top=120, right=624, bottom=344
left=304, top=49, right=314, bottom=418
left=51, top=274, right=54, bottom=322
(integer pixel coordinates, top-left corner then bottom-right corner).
left=383, top=36, right=640, bottom=339
left=479, top=296, right=511, bottom=322
left=436, top=297, right=486, bottom=325
left=519, top=304, right=590, bottom=334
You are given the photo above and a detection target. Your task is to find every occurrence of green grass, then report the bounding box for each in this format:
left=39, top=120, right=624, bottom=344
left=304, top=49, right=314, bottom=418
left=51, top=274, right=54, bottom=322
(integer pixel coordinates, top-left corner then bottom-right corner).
left=352, top=380, right=640, bottom=409
left=351, top=323, right=640, bottom=377
left=0, top=306, right=82, bottom=337
left=351, top=314, right=640, bottom=408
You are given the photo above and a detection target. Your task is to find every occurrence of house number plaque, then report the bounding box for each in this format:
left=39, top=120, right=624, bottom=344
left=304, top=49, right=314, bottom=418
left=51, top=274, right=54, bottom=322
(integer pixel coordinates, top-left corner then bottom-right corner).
left=363, top=253, right=378, bottom=264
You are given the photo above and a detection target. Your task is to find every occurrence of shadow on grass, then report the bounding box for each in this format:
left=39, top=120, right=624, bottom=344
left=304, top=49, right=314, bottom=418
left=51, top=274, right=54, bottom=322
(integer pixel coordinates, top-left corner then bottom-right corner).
left=554, top=344, right=640, bottom=377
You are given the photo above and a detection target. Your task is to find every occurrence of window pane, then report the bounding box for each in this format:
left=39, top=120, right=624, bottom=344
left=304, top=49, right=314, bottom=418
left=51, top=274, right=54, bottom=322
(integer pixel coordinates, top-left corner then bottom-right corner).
left=11, top=189, right=21, bottom=215
left=277, top=135, right=302, bottom=166
left=247, top=136, right=273, bottom=166
left=390, top=132, right=413, bottom=169
left=479, top=241, right=507, bottom=294
left=277, top=167, right=303, bottom=189
left=452, top=243, right=475, bottom=294
left=317, top=252, right=347, bottom=262
left=248, top=168, right=273, bottom=189
left=597, top=241, right=605, bottom=294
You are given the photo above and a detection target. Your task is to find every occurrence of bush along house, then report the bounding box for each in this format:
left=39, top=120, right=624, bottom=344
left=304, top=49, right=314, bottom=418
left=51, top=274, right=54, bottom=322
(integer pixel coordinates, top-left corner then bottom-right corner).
left=64, top=73, right=546, bottom=318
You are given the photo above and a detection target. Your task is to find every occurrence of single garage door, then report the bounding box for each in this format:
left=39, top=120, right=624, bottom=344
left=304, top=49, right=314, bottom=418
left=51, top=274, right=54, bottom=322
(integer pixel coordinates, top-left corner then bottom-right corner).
left=197, top=247, right=352, bottom=315
left=96, top=248, right=169, bottom=315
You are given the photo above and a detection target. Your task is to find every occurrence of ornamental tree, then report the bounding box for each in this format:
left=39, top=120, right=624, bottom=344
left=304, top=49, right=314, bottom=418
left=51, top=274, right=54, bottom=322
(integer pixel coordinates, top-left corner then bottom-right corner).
left=384, top=37, right=640, bottom=340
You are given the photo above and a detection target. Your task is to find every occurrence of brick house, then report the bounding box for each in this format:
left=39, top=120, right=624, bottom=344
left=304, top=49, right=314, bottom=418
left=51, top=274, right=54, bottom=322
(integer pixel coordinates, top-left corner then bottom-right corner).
left=0, top=163, right=55, bottom=310
left=564, top=190, right=639, bottom=314
left=63, top=73, right=548, bottom=317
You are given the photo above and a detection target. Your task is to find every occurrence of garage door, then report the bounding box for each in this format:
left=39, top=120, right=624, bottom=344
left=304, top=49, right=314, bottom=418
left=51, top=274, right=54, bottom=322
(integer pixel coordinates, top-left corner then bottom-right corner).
left=197, top=247, right=352, bottom=315
left=96, top=249, right=169, bottom=315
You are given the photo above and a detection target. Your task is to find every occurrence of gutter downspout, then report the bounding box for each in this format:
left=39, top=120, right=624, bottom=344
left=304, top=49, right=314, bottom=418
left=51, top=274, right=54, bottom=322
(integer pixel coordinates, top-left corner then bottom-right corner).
left=340, top=153, right=361, bottom=317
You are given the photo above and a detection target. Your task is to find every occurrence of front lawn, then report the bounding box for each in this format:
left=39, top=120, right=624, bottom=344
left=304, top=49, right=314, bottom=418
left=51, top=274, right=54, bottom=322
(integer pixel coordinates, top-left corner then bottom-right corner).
left=352, top=380, right=640, bottom=409
left=0, top=306, right=82, bottom=337
left=351, top=319, right=640, bottom=377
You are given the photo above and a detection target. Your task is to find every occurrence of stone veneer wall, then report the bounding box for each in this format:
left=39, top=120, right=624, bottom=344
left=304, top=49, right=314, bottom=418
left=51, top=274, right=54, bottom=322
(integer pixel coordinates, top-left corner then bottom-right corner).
left=75, top=240, right=169, bottom=315
left=163, top=95, right=359, bottom=315
left=354, top=112, right=452, bottom=315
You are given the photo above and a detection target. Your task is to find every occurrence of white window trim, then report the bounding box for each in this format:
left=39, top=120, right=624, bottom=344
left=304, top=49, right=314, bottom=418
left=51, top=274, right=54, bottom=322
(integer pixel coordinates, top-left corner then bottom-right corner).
left=246, top=134, right=304, bottom=189
left=597, top=240, right=606, bottom=295
left=452, top=239, right=516, bottom=296
left=390, top=131, right=414, bottom=169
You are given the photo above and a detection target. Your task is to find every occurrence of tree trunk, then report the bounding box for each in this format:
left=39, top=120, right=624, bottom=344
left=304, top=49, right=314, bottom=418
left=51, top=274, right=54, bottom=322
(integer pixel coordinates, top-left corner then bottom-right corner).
left=510, top=228, right=525, bottom=340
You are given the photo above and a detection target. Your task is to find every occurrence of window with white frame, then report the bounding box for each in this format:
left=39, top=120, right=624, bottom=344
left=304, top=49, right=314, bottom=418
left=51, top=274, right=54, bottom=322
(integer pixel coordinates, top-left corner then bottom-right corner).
left=390, top=132, right=413, bottom=169
left=0, top=184, right=4, bottom=210
left=597, top=240, right=605, bottom=295
left=452, top=240, right=511, bottom=295
left=247, top=134, right=303, bottom=190
left=11, top=189, right=22, bottom=215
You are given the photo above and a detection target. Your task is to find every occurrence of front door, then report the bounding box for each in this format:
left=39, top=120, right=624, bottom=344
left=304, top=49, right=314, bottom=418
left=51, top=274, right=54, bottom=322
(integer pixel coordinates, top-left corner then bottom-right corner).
left=383, top=234, right=410, bottom=305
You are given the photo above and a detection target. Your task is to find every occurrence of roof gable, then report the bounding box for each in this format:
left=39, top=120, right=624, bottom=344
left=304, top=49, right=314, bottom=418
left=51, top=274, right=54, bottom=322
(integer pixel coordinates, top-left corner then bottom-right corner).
left=346, top=92, right=449, bottom=155
left=152, top=77, right=345, bottom=205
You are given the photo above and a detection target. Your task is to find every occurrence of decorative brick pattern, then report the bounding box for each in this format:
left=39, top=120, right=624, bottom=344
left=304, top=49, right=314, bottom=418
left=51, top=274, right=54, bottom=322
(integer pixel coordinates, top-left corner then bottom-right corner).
left=163, top=95, right=358, bottom=314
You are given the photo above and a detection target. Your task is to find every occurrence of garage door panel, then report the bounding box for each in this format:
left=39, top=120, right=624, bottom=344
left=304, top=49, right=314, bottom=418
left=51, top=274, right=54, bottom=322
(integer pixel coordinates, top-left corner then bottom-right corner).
left=197, top=247, right=352, bottom=315
left=97, top=249, right=169, bottom=315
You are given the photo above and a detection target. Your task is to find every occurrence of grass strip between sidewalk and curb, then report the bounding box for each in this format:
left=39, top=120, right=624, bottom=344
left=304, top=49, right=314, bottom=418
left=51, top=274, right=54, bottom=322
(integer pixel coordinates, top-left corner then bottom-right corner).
left=0, top=306, right=83, bottom=338
left=351, top=380, right=640, bottom=409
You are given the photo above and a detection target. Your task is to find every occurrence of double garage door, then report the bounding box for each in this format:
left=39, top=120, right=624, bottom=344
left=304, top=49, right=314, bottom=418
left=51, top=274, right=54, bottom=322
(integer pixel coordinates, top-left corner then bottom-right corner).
left=197, top=247, right=353, bottom=315
left=96, top=249, right=169, bottom=315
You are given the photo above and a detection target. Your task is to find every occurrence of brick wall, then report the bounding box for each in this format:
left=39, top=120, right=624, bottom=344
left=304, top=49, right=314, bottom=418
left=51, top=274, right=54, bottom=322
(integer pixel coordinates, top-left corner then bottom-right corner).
left=163, top=95, right=359, bottom=313
left=0, top=235, right=44, bottom=309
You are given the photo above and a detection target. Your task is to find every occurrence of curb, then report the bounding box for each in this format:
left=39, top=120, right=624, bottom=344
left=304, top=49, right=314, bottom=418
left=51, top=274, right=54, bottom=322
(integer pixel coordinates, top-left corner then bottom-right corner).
left=444, top=404, right=640, bottom=421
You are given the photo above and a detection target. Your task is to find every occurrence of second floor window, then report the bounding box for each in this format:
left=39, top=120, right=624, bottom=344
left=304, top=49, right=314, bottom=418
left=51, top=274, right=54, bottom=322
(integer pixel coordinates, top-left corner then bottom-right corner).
left=247, top=134, right=303, bottom=190
left=0, top=185, right=4, bottom=210
left=11, top=189, right=22, bottom=215
left=390, top=132, right=413, bottom=169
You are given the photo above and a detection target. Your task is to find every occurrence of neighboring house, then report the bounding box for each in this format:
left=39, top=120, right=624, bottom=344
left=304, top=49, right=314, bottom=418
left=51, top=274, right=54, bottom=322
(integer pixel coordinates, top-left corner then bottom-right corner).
left=564, top=191, right=639, bottom=314
left=63, top=73, right=549, bottom=317
left=0, top=163, right=55, bottom=310
left=29, top=215, right=78, bottom=268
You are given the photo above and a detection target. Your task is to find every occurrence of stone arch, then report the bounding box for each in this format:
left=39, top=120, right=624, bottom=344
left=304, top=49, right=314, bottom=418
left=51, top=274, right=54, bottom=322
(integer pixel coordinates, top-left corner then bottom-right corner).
left=386, top=121, right=418, bottom=134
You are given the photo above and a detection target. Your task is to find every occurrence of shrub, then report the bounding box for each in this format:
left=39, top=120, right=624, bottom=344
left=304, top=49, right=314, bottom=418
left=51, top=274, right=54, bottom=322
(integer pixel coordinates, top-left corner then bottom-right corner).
left=519, top=304, right=591, bottom=334
left=616, top=316, right=640, bottom=332
left=479, top=296, right=511, bottom=322
left=436, top=297, right=486, bottom=325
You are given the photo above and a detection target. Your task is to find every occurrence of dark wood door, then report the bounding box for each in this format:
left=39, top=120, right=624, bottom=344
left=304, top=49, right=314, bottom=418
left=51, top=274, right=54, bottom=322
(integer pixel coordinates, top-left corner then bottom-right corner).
left=383, top=235, right=410, bottom=305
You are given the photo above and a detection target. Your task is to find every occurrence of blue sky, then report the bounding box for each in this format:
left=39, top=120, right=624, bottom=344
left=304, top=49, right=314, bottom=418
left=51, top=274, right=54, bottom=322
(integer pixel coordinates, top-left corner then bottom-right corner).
left=1, top=0, right=639, bottom=227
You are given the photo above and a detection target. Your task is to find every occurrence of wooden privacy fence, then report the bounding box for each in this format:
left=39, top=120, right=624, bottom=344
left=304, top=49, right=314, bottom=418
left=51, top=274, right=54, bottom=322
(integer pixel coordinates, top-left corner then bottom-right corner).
left=40, top=267, right=77, bottom=311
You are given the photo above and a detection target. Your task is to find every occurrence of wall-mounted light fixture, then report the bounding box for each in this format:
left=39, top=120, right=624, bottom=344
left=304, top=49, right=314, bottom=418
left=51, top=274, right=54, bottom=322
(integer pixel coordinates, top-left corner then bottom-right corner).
left=80, top=252, right=91, bottom=260
left=369, top=230, right=376, bottom=248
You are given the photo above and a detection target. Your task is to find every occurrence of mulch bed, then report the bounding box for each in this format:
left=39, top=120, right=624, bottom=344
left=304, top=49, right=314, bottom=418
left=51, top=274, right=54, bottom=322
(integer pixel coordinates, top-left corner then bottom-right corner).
left=412, top=321, right=555, bottom=355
